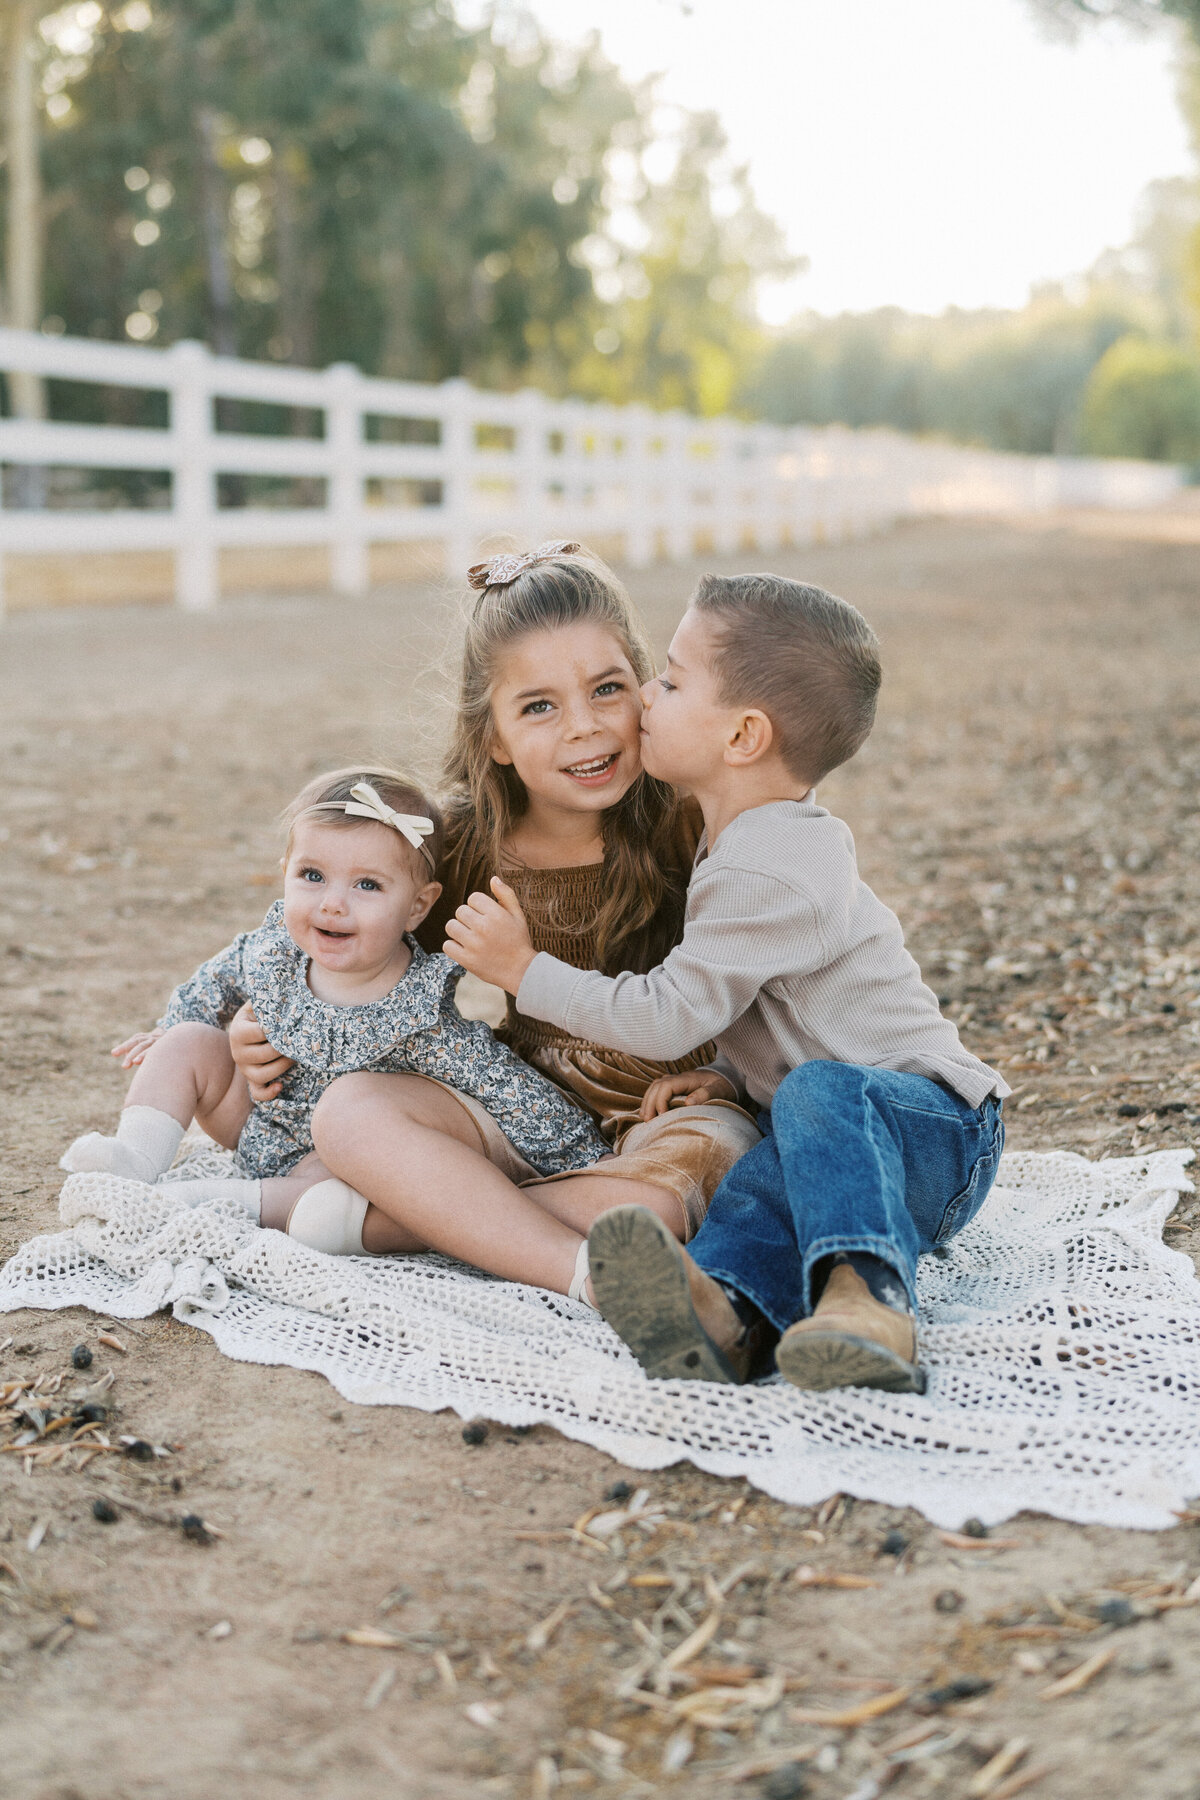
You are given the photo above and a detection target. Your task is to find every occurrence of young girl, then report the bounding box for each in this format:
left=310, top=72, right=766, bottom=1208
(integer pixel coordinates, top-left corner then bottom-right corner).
left=63, top=765, right=608, bottom=1262
left=232, top=545, right=759, bottom=1298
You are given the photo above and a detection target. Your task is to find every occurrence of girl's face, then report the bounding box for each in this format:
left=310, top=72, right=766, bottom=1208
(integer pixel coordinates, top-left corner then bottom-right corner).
left=283, top=819, right=439, bottom=981
left=489, top=622, right=644, bottom=821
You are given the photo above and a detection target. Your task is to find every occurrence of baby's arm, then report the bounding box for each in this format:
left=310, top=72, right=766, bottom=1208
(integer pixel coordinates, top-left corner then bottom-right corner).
left=112, top=1028, right=166, bottom=1069
left=106, top=932, right=254, bottom=1071
left=158, top=933, right=253, bottom=1032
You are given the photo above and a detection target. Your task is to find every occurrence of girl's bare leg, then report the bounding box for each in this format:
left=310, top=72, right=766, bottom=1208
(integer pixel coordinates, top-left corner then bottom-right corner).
left=521, top=1173, right=686, bottom=1239
left=311, top=1072, right=587, bottom=1290
left=259, top=1152, right=330, bottom=1230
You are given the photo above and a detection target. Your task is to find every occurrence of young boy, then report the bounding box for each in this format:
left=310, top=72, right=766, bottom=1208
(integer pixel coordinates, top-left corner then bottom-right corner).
left=445, top=574, right=1007, bottom=1393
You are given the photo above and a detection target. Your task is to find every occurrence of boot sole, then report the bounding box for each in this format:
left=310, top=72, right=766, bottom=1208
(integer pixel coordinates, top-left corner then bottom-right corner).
left=776, top=1329, right=927, bottom=1395
left=588, top=1206, right=739, bottom=1383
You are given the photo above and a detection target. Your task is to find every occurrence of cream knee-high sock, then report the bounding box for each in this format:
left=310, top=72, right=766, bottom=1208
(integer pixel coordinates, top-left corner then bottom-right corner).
left=284, top=1179, right=369, bottom=1255
left=61, top=1106, right=184, bottom=1182
left=165, top=1176, right=261, bottom=1218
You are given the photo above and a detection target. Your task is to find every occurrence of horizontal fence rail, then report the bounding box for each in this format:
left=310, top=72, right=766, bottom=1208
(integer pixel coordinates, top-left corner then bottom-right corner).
left=0, top=327, right=1185, bottom=615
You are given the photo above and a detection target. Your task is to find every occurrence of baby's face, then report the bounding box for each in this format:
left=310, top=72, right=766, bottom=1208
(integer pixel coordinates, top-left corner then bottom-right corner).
left=283, top=818, right=435, bottom=981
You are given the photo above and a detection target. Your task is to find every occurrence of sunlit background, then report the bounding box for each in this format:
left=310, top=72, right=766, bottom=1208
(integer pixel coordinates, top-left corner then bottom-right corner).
left=3, top=0, right=1200, bottom=460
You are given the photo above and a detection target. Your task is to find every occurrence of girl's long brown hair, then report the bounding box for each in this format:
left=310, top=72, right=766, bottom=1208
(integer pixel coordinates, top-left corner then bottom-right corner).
left=440, top=549, right=687, bottom=974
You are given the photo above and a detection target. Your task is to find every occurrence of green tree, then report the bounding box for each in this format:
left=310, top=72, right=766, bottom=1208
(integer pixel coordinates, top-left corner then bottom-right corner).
left=569, top=107, right=794, bottom=416
left=1079, top=332, right=1200, bottom=458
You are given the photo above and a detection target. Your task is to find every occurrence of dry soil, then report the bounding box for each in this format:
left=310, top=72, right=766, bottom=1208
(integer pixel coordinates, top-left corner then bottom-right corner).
left=1, top=516, right=1199, bottom=1800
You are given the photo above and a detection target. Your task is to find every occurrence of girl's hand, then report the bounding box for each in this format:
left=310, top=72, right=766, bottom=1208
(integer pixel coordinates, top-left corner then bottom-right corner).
left=111, top=1028, right=165, bottom=1069
left=639, top=1068, right=738, bottom=1120
left=443, top=878, right=536, bottom=995
left=228, top=1001, right=294, bottom=1103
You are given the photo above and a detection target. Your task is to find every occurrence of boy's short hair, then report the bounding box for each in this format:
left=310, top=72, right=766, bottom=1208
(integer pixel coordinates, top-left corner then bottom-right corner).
left=691, top=573, right=881, bottom=784
left=282, top=766, right=445, bottom=876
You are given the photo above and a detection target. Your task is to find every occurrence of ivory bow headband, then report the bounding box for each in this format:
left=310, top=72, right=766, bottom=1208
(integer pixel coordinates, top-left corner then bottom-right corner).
left=309, top=782, right=437, bottom=871
left=468, top=541, right=582, bottom=591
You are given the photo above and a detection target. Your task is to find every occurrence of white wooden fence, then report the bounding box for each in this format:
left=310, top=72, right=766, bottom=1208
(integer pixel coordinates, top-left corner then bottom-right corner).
left=0, top=325, right=1185, bottom=616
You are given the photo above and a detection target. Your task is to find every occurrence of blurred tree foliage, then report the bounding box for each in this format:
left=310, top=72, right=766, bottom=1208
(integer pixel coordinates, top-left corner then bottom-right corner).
left=7, top=0, right=1200, bottom=457
left=1080, top=333, right=1200, bottom=457
left=18, top=0, right=785, bottom=412
left=741, top=177, right=1200, bottom=458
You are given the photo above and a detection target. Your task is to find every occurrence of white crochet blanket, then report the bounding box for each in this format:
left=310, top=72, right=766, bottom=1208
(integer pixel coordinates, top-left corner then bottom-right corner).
left=1, top=1144, right=1196, bottom=1531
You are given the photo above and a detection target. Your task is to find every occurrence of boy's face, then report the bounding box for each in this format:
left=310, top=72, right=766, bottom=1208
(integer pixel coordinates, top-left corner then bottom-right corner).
left=638, top=607, right=733, bottom=794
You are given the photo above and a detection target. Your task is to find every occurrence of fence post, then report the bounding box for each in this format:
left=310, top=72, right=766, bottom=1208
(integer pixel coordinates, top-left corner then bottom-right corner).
left=440, top=378, right=476, bottom=580
left=623, top=405, right=655, bottom=568
left=327, top=361, right=368, bottom=596
left=170, top=339, right=219, bottom=610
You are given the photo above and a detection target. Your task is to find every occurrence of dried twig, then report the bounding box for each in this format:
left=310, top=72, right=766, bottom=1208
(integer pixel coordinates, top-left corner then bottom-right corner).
left=790, top=1687, right=911, bottom=1727
left=793, top=1566, right=877, bottom=1589
left=937, top=1531, right=1022, bottom=1551
left=989, top=1767, right=1052, bottom=1800
left=525, top=1599, right=573, bottom=1654
left=662, top=1607, right=721, bottom=1671
left=967, top=1738, right=1031, bottom=1797
left=1039, top=1645, right=1116, bottom=1700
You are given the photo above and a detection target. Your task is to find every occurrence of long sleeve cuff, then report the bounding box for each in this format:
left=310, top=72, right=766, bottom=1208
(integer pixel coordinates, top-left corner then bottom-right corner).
left=516, top=951, right=588, bottom=1026
left=707, top=1052, right=747, bottom=1103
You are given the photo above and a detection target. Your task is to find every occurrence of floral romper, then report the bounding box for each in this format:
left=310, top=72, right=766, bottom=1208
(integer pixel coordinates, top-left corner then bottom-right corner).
left=157, top=900, right=608, bottom=1179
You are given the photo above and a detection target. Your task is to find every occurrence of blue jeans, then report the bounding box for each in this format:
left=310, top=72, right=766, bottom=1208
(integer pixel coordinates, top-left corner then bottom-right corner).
left=688, top=1061, right=1005, bottom=1334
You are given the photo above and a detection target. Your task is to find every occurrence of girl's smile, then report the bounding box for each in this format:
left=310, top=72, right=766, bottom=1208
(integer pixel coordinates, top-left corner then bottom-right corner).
left=489, top=622, right=644, bottom=829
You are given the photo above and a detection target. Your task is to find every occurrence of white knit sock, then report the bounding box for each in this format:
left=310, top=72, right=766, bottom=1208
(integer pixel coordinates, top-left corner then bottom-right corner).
left=285, top=1179, right=369, bottom=1255
left=568, top=1239, right=596, bottom=1309
left=164, top=1176, right=261, bottom=1219
left=61, top=1106, right=184, bottom=1183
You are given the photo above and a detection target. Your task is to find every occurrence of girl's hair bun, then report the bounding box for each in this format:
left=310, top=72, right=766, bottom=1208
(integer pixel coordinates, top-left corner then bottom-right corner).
left=467, top=541, right=582, bottom=590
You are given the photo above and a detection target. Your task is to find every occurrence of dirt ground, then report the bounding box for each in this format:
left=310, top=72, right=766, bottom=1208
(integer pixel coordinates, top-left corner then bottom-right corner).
left=2, top=515, right=1199, bottom=1800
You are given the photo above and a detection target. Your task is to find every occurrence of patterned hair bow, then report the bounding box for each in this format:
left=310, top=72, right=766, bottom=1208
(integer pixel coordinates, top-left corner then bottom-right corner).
left=342, top=782, right=436, bottom=867
left=467, top=541, right=582, bottom=590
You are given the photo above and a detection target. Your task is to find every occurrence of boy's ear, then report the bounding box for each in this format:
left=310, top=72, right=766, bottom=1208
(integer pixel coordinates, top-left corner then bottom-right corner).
left=406, top=880, right=443, bottom=931
left=723, top=708, right=774, bottom=768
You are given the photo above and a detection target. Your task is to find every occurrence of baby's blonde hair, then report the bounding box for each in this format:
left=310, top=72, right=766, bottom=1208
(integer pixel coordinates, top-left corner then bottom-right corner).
left=282, top=766, right=444, bottom=877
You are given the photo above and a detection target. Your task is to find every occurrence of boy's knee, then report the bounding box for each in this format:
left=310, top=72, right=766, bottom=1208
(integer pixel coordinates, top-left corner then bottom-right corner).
left=777, top=1059, right=862, bottom=1110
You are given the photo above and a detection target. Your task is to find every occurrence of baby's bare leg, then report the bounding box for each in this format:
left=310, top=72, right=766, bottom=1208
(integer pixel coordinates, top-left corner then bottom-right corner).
left=125, top=1022, right=251, bottom=1148
left=311, top=1072, right=587, bottom=1287
left=63, top=1023, right=251, bottom=1183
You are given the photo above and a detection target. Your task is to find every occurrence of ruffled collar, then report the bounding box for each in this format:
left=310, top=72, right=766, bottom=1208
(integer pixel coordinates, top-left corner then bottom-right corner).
left=247, top=901, right=460, bottom=1073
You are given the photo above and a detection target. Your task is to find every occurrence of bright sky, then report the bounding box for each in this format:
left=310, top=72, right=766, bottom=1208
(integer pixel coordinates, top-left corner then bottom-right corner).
left=510, top=0, right=1196, bottom=320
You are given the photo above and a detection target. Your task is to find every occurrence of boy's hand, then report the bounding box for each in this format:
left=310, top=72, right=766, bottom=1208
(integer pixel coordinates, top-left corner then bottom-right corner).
left=111, top=1028, right=165, bottom=1069
left=639, top=1068, right=738, bottom=1121
left=443, top=878, right=536, bottom=995
left=229, top=1001, right=293, bottom=1102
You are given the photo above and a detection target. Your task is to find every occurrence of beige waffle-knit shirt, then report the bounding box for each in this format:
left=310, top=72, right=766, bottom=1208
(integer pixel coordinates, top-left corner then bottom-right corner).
left=517, top=798, right=1008, bottom=1112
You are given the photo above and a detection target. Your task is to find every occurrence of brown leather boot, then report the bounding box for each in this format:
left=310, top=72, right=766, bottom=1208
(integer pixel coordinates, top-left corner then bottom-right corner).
left=588, top=1206, right=764, bottom=1383
left=775, top=1263, right=926, bottom=1394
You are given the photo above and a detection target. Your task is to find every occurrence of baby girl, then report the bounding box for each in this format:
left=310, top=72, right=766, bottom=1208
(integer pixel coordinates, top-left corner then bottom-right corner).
left=61, top=765, right=607, bottom=1265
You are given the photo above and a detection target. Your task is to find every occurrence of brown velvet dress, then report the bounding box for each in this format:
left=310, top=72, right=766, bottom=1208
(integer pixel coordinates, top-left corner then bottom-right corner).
left=420, top=807, right=760, bottom=1238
